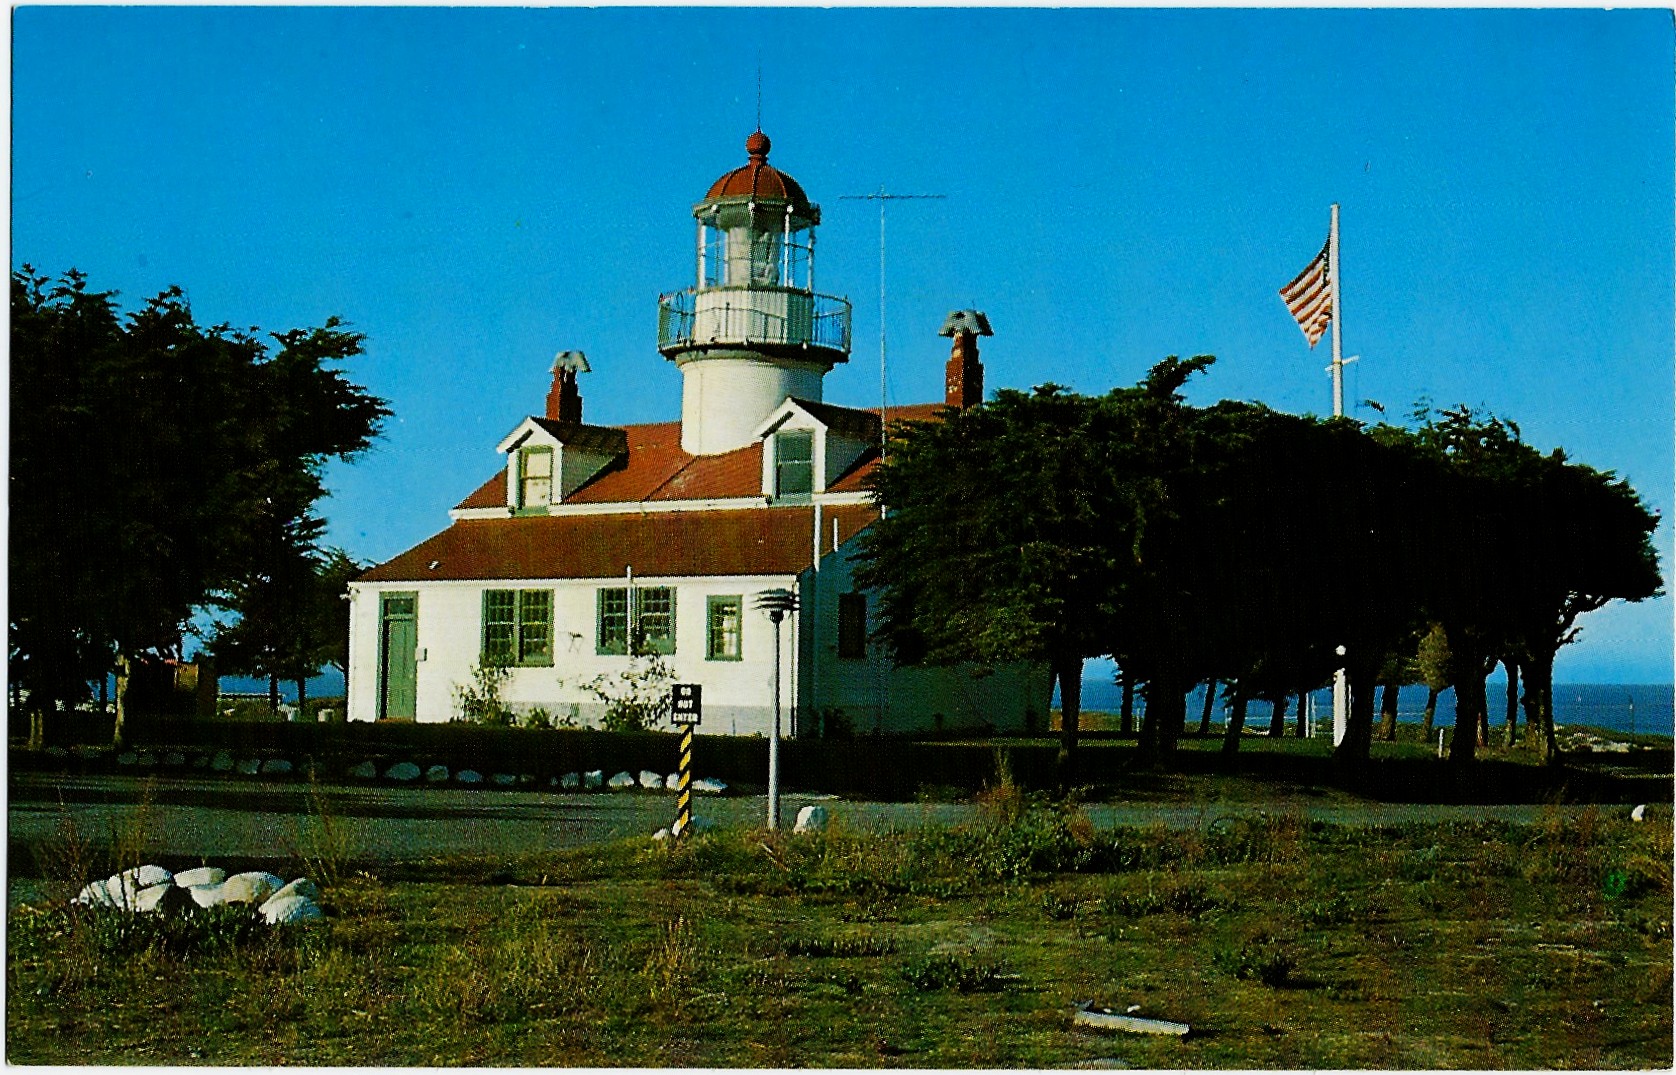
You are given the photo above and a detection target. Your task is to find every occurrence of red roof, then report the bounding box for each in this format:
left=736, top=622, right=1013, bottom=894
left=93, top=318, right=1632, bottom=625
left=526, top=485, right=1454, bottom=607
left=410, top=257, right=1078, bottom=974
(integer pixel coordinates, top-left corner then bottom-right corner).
left=360, top=503, right=881, bottom=583
left=702, top=131, right=813, bottom=214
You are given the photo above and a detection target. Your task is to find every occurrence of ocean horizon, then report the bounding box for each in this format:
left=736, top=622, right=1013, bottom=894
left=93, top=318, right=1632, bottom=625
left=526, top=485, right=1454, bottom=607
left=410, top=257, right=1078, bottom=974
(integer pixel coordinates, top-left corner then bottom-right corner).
left=1066, top=680, right=1675, bottom=738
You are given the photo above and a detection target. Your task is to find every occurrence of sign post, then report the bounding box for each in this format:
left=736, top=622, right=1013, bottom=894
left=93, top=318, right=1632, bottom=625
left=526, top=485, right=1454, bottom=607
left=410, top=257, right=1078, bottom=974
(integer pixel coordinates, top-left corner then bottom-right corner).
left=670, top=684, right=702, bottom=837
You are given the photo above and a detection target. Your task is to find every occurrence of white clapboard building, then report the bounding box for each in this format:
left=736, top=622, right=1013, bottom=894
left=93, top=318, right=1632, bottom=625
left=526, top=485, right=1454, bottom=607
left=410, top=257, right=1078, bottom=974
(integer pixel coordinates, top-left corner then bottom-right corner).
left=346, top=132, right=1049, bottom=735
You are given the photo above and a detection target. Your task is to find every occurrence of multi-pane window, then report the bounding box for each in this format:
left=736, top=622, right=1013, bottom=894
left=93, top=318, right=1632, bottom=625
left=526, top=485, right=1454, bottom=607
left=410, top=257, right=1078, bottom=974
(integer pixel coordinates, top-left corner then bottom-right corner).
left=775, top=429, right=814, bottom=499
left=597, top=586, right=677, bottom=656
left=519, top=446, right=553, bottom=510
left=483, top=589, right=553, bottom=666
left=837, top=592, right=868, bottom=660
left=707, top=596, right=743, bottom=661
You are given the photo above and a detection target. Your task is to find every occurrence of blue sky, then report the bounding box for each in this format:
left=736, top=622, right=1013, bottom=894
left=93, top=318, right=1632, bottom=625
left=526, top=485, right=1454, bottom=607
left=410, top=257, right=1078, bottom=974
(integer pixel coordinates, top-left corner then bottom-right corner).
left=13, top=7, right=1673, bottom=683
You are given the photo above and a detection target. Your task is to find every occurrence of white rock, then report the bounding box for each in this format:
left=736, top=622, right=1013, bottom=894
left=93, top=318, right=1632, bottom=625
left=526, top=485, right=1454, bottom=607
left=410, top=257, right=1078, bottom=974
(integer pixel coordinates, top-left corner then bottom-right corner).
left=425, top=764, right=450, bottom=783
left=72, top=745, right=104, bottom=760
left=218, top=871, right=285, bottom=905
left=456, top=769, right=483, bottom=784
left=518, top=774, right=535, bottom=786
left=163, top=752, right=187, bottom=767
left=666, top=773, right=682, bottom=790
left=235, top=758, right=261, bottom=775
left=493, top=773, right=517, bottom=786
left=639, top=770, right=664, bottom=790
left=583, top=770, right=604, bottom=789
left=652, top=827, right=671, bottom=841
left=385, top=761, right=422, bottom=782
left=211, top=751, right=235, bottom=772
left=75, top=878, right=118, bottom=907
left=608, top=771, right=636, bottom=790
left=120, top=864, right=174, bottom=888
left=261, top=758, right=293, bottom=775
left=794, top=805, right=830, bottom=833
left=173, top=866, right=226, bottom=888
left=192, top=754, right=210, bottom=768
left=133, top=882, right=176, bottom=913
left=136, top=752, right=157, bottom=767
left=45, top=746, right=69, bottom=760
left=348, top=760, right=378, bottom=779
left=1632, top=804, right=1647, bottom=822
left=117, top=752, right=138, bottom=766
left=693, top=777, right=728, bottom=794
left=187, top=883, right=226, bottom=908
left=560, top=772, right=580, bottom=789
left=267, top=877, right=321, bottom=904
left=261, top=894, right=324, bottom=925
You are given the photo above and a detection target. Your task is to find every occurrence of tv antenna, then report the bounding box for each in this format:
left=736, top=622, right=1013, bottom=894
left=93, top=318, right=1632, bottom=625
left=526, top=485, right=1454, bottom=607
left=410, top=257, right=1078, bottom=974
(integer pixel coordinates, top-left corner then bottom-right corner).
left=840, top=185, right=946, bottom=460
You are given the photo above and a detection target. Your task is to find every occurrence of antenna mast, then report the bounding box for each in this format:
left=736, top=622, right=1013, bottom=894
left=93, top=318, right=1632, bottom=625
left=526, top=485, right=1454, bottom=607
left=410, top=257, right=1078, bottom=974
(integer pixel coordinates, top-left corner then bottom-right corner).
left=840, top=186, right=945, bottom=460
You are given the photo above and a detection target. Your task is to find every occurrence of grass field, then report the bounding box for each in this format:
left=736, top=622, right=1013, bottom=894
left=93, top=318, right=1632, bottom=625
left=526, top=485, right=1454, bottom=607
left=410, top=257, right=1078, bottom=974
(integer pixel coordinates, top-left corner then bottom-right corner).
left=8, top=785, right=1671, bottom=1068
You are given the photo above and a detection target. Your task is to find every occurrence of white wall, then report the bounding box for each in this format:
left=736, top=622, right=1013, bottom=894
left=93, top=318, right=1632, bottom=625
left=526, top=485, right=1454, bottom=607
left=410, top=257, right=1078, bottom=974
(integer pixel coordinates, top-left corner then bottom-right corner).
left=676, top=352, right=826, bottom=455
left=347, top=574, right=802, bottom=733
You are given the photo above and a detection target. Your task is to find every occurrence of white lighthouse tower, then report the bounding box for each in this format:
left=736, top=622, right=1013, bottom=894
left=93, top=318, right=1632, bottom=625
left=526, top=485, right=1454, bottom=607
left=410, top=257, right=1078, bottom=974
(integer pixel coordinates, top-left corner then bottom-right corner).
left=658, top=131, right=852, bottom=456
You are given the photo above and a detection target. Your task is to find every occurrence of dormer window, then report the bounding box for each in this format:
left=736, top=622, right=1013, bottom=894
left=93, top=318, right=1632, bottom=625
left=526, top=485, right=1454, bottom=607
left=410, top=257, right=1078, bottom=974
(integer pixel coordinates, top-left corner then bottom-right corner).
left=518, top=446, right=553, bottom=510
left=774, top=430, right=813, bottom=500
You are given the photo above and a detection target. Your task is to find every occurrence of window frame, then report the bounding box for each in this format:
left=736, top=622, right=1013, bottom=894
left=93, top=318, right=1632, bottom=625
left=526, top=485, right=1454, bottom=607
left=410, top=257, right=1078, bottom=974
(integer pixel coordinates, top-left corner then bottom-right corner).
left=517, top=445, right=554, bottom=513
left=597, top=586, right=677, bottom=656
left=482, top=589, right=554, bottom=667
left=774, top=429, right=815, bottom=500
left=706, top=595, right=744, bottom=661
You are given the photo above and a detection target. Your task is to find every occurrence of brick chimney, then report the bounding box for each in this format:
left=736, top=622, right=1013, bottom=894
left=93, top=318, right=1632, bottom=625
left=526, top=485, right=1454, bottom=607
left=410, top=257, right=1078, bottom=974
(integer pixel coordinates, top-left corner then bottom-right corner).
left=938, top=310, right=992, bottom=409
left=546, top=351, right=590, bottom=423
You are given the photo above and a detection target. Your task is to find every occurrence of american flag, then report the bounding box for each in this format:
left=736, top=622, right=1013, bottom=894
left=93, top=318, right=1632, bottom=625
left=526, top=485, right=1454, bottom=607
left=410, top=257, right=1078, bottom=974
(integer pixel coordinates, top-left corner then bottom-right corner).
left=1279, top=239, right=1332, bottom=347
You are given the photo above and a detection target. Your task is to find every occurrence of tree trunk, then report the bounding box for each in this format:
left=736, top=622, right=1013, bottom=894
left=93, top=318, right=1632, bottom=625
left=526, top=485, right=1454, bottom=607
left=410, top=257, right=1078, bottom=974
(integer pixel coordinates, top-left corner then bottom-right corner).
left=1268, top=695, right=1286, bottom=737
left=296, top=675, right=308, bottom=722
left=1198, top=680, right=1216, bottom=736
left=1294, top=691, right=1307, bottom=738
left=1055, top=655, right=1083, bottom=785
left=1525, top=651, right=1560, bottom=764
left=1503, top=658, right=1519, bottom=746
left=268, top=673, right=280, bottom=716
left=1450, top=671, right=1487, bottom=767
left=1119, top=674, right=1135, bottom=736
left=27, top=705, right=46, bottom=752
left=1476, top=693, right=1490, bottom=748
left=1378, top=682, right=1400, bottom=742
left=1221, top=692, right=1247, bottom=754
left=1420, top=686, right=1439, bottom=741
left=112, top=653, right=132, bottom=750
left=1140, top=674, right=1188, bottom=759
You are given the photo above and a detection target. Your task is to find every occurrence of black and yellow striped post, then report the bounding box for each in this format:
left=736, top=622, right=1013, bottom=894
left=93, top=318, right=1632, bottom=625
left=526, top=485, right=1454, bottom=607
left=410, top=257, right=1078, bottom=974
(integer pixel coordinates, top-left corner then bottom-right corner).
left=670, top=684, right=701, bottom=837
left=674, top=723, right=695, bottom=836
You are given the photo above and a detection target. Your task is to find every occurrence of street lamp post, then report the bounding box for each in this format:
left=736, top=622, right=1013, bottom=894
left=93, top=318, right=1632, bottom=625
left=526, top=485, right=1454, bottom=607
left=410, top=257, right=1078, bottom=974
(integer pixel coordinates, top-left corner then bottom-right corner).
left=754, top=588, right=798, bottom=831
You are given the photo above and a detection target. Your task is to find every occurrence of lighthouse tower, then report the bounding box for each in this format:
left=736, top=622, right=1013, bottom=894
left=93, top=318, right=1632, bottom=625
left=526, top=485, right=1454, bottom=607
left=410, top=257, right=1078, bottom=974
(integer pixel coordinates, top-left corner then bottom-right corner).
left=657, top=132, right=852, bottom=456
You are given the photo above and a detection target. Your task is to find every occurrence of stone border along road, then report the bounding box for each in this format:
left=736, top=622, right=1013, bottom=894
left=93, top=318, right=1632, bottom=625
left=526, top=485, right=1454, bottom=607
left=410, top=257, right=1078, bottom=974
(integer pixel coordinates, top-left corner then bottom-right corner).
left=12, top=772, right=1657, bottom=899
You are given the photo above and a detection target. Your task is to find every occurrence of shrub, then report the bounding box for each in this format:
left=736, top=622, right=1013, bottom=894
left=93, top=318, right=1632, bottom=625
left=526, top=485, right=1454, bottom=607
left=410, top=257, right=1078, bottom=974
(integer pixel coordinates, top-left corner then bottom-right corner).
left=900, top=954, right=1007, bottom=993
left=585, top=658, right=674, bottom=732
left=1215, top=931, right=1294, bottom=987
left=455, top=659, right=513, bottom=726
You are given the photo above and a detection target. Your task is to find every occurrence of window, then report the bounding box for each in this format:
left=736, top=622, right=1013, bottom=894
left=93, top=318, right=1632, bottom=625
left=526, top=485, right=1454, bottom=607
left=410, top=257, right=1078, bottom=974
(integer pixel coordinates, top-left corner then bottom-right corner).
left=483, top=589, right=553, bottom=666
left=837, top=592, right=868, bottom=660
left=774, top=430, right=814, bottom=499
left=706, top=596, right=743, bottom=661
left=518, top=446, right=553, bottom=510
left=598, top=586, right=677, bottom=656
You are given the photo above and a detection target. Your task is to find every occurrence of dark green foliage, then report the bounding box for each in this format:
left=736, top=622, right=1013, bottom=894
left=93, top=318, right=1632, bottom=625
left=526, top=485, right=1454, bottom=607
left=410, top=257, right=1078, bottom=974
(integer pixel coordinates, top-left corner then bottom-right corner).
left=10, top=266, right=388, bottom=743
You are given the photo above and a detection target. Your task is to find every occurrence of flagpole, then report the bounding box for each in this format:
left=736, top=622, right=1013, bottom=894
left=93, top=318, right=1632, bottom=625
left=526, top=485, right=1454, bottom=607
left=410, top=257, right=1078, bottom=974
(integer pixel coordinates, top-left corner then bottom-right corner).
left=1329, top=203, right=1343, bottom=419
left=1327, top=202, right=1348, bottom=748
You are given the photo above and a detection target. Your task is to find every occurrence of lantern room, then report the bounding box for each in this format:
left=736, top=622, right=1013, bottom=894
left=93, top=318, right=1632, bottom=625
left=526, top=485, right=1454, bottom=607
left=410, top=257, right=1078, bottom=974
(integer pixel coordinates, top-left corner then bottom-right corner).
left=658, top=131, right=853, bottom=456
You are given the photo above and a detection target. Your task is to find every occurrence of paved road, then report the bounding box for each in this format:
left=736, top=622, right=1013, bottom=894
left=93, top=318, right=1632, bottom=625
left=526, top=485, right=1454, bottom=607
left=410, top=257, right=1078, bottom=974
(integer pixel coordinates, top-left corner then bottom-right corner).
left=11, top=772, right=1655, bottom=886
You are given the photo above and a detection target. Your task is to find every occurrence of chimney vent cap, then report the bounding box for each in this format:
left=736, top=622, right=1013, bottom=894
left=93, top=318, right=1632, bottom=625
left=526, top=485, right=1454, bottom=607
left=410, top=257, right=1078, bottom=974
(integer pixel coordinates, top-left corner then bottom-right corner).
left=939, top=310, right=993, bottom=337
left=552, top=350, right=591, bottom=374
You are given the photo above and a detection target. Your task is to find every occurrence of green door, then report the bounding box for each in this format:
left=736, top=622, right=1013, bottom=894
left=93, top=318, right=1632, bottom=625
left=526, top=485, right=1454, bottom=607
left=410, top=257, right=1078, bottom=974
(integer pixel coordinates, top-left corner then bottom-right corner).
left=379, top=593, right=418, bottom=720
